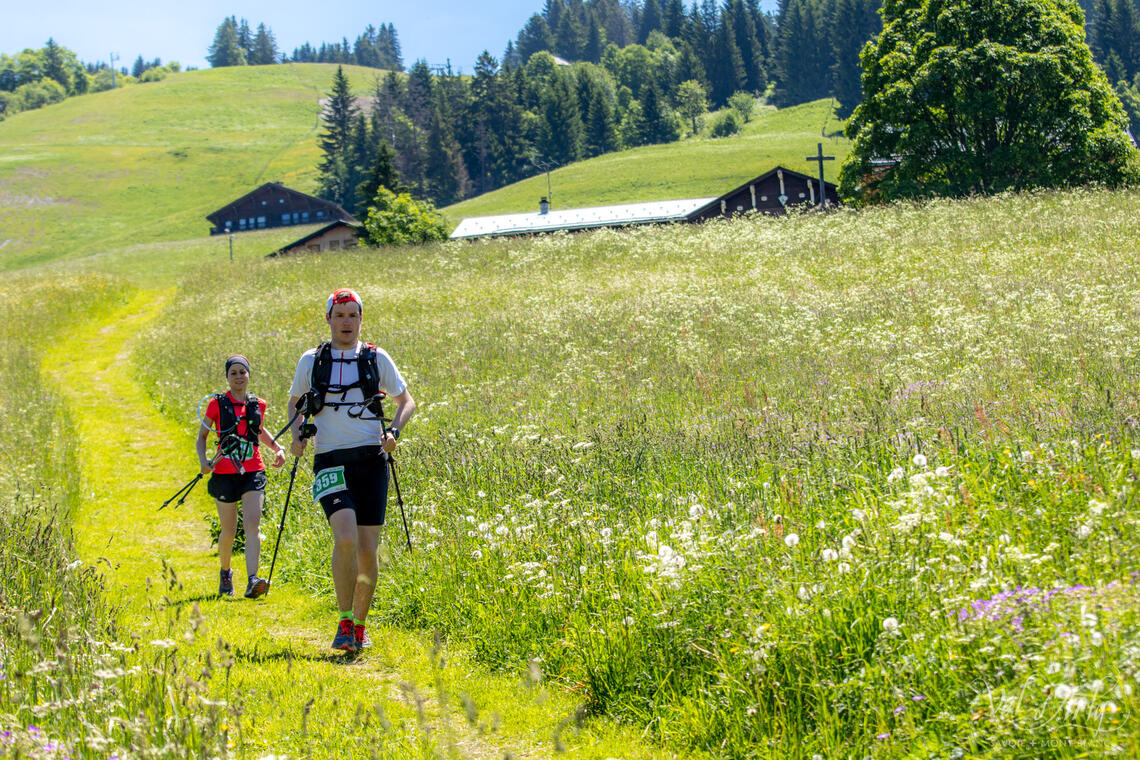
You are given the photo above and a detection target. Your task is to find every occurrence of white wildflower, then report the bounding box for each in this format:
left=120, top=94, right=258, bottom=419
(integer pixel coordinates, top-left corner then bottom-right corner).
left=842, top=534, right=857, bottom=550
left=881, top=617, right=901, bottom=636
left=913, top=453, right=927, bottom=468
left=821, top=548, right=838, bottom=561
left=784, top=533, right=800, bottom=548
left=1053, top=684, right=1078, bottom=700
left=934, top=466, right=950, bottom=477
left=887, top=468, right=905, bottom=483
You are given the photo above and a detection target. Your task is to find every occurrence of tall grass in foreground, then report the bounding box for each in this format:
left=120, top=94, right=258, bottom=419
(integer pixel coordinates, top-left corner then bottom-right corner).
left=0, top=277, right=259, bottom=758
left=140, top=188, right=1140, bottom=757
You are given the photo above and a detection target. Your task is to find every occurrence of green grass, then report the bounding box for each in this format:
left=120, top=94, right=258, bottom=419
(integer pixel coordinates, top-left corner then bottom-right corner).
left=442, top=98, right=848, bottom=220
left=134, top=186, right=1140, bottom=758
left=0, top=63, right=383, bottom=271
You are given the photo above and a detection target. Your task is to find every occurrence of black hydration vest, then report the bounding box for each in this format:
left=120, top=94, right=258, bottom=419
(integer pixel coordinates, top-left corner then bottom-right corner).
left=310, top=342, right=380, bottom=413
left=215, top=393, right=262, bottom=443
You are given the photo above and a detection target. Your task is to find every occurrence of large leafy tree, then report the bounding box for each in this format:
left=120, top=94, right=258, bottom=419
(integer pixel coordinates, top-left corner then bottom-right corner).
left=840, top=0, right=1138, bottom=203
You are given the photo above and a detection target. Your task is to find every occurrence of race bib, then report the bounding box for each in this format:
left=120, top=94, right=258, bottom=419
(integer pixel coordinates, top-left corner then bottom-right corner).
left=312, top=466, right=347, bottom=501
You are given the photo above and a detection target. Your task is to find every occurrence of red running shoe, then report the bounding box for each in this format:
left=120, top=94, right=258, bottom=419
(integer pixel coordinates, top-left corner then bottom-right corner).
left=332, top=618, right=356, bottom=652
left=354, top=623, right=372, bottom=649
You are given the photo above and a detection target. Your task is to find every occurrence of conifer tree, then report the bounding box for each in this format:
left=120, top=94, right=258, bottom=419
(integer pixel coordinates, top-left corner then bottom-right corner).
left=356, top=139, right=401, bottom=217
left=207, top=17, right=247, bottom=67
left=238, top=19, right=254, bottom=60
left=518, top=15, right=555, bottom=61
left=831, top=0, right=881, bottom=118
left=317, top=66, right=359, bottom=207
left=42, top=39, right=71, bottom=91
left=639, top=0, right=665, bottom=44
left=537, top=68, right=584, bottom=165
left=707, top=17, right=746, bottom=105
left=584, top=16, right=607, bottom=62
left=773, top=0, right=832, bottom=106
left=251, top=23, right=279, bottom=65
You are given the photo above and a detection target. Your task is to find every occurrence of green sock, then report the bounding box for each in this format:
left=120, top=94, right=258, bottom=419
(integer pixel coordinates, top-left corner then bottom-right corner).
left=340, top=610, right=353, bottom=621
left=353, top=617, right=366, bottom=626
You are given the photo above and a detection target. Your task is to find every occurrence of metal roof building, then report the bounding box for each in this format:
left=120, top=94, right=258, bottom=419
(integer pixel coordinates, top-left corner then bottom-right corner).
left=449, top=197, right=718, bottom=240
left=449, top=166, right=839, bottom=241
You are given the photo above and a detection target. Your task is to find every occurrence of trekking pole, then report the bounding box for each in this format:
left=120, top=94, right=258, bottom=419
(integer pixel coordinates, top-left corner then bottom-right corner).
left=265, top=453, right=301, bottom=596
left=159, top=447, right=227, bottom=510
left=265, top=415, right=315, bottom=595
left=374, top=395, right=412, bottom=552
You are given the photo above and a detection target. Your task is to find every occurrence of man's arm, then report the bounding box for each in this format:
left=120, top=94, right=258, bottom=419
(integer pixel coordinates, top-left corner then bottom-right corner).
left=382, top=389, right=415, bottom=453
left=288, top=395, right=306, bottom=457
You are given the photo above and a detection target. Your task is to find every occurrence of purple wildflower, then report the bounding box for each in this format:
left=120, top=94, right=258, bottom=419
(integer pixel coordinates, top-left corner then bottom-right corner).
left=893, top=705, right=906, bottom=715
left=877, top=732, right=890, bottom=740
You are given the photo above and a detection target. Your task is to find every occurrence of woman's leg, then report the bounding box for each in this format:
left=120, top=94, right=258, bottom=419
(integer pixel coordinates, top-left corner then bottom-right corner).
left=217, top=500, right=238, bottom=571
left=240, top=490, right=264, bottom=578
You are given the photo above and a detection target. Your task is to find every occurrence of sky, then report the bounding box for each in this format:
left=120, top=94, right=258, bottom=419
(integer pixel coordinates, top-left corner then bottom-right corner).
left=2, top=0, right=550, bottom=73
left=5, top=1, right=782, bottom=74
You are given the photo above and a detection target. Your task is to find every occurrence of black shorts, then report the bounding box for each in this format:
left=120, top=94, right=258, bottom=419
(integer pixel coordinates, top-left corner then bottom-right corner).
left=312, top=445, right=389, bottom=526
left=207, top=470, right=267, bottom=503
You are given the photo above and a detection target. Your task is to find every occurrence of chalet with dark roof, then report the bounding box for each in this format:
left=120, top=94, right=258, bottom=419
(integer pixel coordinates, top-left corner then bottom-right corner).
left=206, top=182, right=356, bottom=235
left=267, top=220, right=361, bottom=257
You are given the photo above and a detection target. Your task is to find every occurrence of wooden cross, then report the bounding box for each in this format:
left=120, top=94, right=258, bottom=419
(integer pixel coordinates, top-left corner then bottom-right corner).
left=806, top=142, right=835, bottom=208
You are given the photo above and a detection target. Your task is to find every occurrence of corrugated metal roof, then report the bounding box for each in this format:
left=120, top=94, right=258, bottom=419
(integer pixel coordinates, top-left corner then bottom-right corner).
left=449, top=197, right=718, bottom=240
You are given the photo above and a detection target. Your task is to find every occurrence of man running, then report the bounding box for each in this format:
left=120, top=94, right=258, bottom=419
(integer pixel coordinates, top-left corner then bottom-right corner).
left=288, top=288, right=415, bottom=652
left=197, top=355, right=287, bottom=598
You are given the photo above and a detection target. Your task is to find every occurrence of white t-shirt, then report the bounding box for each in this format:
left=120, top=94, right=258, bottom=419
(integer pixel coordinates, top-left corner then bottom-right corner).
left=289, top=341, right=407, bottom=454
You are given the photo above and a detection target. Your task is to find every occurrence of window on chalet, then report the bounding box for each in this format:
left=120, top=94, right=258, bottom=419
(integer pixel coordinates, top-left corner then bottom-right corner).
left=257, top=216, right=266, bottom=228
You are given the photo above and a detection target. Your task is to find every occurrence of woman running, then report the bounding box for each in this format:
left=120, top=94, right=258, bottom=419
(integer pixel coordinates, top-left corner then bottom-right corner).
left=196, top=354, right=287, bottom=598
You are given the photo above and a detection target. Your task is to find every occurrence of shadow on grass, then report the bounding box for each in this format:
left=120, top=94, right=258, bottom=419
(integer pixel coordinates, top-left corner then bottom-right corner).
left=234, top=643, right=365, bottom=665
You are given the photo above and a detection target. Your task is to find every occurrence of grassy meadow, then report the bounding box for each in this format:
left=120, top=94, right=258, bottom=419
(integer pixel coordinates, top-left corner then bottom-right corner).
left=1, top=59, right=1137, bottom=758
left=130, top=188, right=1140, bottom=758
left=0, top=63, right=381, bottom=270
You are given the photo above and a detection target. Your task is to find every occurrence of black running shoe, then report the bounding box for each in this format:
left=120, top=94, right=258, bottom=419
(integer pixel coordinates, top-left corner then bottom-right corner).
left=244, top=575, right=268, bottom=599
left=219, top=569, right=234, bottom=597
left=332, top=619, right=356, bottom=652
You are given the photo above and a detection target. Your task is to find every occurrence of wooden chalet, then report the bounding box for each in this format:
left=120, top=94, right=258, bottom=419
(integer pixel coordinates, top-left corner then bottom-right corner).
left=449, top=166, right=839, bottom=240
left=689, top=166, right=839, bottom=220
left=207, top=182, right=356, bottom=235
left=268, top=220, right=360, bottom=257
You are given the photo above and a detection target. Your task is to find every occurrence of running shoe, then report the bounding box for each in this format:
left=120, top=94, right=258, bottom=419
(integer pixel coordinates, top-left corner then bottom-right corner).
left=219, top=569, right=234, bottom=597
left=354, top=623, right=372, bottom=649
left=244, top=575, right=268, bottom=599
left=332, top=618, right=357, bottom=652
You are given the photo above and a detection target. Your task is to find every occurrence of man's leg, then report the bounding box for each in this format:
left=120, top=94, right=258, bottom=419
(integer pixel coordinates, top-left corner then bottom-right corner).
left=327, top=508, right=359, bottom=613
left=240, top=491, right=263, bottom=578
left=353, top=525, right=381, bottom=621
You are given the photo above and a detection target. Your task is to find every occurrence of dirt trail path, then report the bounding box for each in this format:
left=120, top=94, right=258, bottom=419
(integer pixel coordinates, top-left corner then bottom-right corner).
left=52, top=290, right=676, bottom=759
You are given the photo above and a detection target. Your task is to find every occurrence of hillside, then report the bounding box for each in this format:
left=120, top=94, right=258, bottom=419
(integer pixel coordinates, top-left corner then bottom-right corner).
left=0, top=63, right=382, bottom=270
left=0, top=61, right=848, bottom=271
left=443, top=99, right=848, bottom=220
